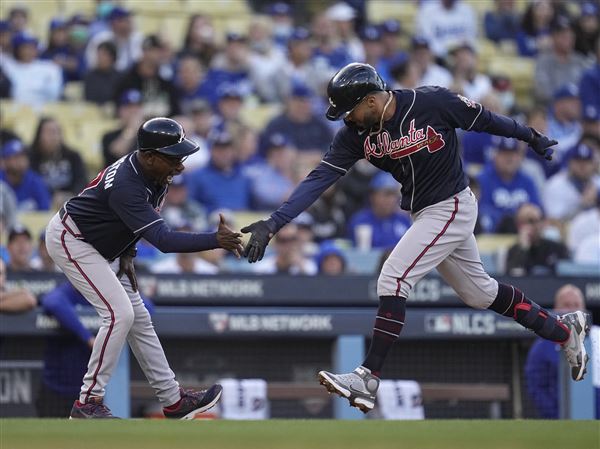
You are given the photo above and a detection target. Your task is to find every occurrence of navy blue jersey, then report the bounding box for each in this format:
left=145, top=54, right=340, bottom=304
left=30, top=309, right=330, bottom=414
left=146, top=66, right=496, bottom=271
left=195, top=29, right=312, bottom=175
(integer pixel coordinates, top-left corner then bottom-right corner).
left=270, top=87, right=533, bottom=230
left=66, top=153, right=218, bottom=261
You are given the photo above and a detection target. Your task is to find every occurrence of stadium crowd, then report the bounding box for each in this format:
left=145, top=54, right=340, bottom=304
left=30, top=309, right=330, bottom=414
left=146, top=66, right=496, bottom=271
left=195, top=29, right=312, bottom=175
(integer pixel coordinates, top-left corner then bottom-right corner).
left=0, top=0, right=599, bottom=275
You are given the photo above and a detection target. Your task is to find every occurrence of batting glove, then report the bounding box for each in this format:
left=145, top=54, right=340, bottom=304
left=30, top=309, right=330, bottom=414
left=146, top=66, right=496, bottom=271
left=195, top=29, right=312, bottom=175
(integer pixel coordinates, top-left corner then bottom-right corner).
left=528, top=127, right=557, bottom=161
left=241, top=219, right=277, bottom=263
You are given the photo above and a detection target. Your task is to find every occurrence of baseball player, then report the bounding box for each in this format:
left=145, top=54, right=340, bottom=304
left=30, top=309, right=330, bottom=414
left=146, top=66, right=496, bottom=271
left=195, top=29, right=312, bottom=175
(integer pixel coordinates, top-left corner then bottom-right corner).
left=45, top=117, right=244, bottom=419
left=242, top=63, right=592, bottom=413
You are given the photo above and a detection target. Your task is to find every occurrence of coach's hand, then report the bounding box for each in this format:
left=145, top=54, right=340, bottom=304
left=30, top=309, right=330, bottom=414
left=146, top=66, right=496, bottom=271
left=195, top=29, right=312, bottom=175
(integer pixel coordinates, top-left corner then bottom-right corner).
left=241, top=219, right=277, bottom=263
left=117, top=247, right=138, bottom=292
left=216, top=213, right=244, bottom=258
left=529, top=127, right=557, bottom=161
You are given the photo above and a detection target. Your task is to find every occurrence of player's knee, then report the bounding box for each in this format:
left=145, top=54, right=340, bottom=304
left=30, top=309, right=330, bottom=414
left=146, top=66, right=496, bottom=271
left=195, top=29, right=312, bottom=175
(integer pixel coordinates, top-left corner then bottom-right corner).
left=377, top=265, right=410, bottom=299
left=116, top=304, right=135, bottom=330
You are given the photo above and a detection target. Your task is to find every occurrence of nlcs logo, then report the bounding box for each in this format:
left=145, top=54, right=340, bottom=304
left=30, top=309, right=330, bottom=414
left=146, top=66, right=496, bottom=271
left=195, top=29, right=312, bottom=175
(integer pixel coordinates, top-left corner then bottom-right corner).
left=363, top=119, right=446, bottom=160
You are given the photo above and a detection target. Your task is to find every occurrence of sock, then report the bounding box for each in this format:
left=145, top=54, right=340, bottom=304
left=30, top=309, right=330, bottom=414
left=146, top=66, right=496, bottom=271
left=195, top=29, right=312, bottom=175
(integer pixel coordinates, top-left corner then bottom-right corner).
left=488, top=283, right=569, bottom=343
left=164, top=397, right=182, bottom=411
left=362, top=296, right=406, bottom=377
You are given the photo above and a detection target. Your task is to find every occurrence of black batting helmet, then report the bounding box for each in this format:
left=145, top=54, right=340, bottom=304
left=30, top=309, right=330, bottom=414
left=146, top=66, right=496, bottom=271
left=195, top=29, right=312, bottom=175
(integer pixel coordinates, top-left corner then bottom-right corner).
left=325, top=63, right=386, bottom=121
left=137, top=117, right=199, bottom=157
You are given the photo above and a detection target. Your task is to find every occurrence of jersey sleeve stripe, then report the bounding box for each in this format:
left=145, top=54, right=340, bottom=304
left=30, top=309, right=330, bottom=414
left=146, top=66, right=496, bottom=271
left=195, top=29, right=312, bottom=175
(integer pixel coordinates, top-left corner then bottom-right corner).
left=466, top=104, right=483, bottom=131
left=321, top=160, right=347, bottom=174
left=133, top=218, right=163, bottom=234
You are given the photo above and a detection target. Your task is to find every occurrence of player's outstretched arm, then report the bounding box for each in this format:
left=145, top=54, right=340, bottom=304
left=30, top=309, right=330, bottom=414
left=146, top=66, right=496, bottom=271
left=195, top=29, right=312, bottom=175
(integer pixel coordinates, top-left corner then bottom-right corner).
left=215, top=213, right=244, bottom=258
left=241, top=219, right=277, bottom=263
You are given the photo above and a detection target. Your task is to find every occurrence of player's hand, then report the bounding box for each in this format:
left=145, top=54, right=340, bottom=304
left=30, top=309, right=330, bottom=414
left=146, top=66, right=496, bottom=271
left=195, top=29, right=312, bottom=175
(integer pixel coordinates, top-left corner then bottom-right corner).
left=215, top=213, right=244, bottom=258
left=241, top=219, right=277, bottom=263
left=528, top=127, right=557, bottom=161
left=117, top=247, right=138, bottom=292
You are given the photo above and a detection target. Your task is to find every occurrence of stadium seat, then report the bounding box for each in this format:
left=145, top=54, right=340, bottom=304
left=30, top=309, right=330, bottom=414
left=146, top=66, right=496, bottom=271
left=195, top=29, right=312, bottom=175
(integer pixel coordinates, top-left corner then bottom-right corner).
left=63, top=82, right=84, bottom=102
left=17, top=210, right=56, bottom=242
left=556, top=260, right=600, bottom=277
left=184, top=0, right=250, bottom=18
left=366, top=1, right=417, bottom=32
left=0, top=101, right=37, bottom=131
left=344, top=247, right=384, bottom=274
left=78, top=120, right=120, bottom=171
left=56, top=0, right=95, bottom=16
left=239, top=104, right=281, bottom=131
left=476, top=234, right=517, bottom=254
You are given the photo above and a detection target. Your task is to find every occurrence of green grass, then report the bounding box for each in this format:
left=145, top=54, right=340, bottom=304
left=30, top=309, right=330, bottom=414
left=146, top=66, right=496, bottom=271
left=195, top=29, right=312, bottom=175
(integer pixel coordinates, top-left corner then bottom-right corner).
left=1, top=419, right=598, bottom=449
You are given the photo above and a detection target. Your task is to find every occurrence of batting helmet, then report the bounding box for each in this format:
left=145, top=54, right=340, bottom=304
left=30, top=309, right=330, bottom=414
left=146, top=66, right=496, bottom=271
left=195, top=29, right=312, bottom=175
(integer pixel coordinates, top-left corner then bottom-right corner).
left=325, top=63, right=386, bottom=121
left=137, top=117, right=199, bottom=157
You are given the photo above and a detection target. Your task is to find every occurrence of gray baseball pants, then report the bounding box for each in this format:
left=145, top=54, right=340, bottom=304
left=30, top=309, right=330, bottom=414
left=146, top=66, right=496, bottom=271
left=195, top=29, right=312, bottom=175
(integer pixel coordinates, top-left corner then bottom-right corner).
left=45, top=211, right=181, bottom=406
left=378, top=187, right=499, bottom=307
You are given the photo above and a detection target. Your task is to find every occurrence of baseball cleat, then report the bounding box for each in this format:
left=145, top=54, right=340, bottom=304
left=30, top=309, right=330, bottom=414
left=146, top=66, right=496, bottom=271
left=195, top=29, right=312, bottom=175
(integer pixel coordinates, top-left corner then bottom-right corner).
left=69, top=397, right=118, bottom=419
left=163, top=385, right=223, bottom=420
left=318, top=366, right=379, bottom=413
left=559, top=311, right=592, bottom=381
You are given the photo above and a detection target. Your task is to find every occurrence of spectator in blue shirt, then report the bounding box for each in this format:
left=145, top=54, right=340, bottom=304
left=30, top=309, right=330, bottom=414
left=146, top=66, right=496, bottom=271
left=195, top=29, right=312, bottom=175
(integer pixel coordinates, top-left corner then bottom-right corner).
left=580, top=43, right=600, bottom=140
left=545, top=84, right=583, bottom=175
left=205, top=32, right=253, bottom=105
left=174, top=53, right=213, bottom=115
left=245, top=133, right=295, bottom=211
left=347, top=172, right=411, bottom=249
left=484, top=0, right=521, bottom=44
left=188, top=130, right=250, bottom=212
left=40, top=18, right=86, bottom=82
left=516, top=0, right=555, bottom=57
left=525, top=284, right=592, bottom=419
left=259, top=83, right=333, bottom=156
left=478, top=136, right=542, bottom=233
left=36, top=281, right=154, bottom=417
left=0, top=139, right=51, bottom=211
left=311, top=11, right=353, bottom=71
left=377, top=20, right=406, bottom=85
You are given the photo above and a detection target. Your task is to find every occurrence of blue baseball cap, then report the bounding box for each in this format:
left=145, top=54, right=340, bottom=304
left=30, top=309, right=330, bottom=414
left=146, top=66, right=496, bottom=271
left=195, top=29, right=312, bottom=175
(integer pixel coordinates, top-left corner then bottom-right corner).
left=1, top=139, right=26, bottom=158
left=583, top=104, right=600, bottom=121
left=107, top=6, right=131, bottom=21
left=49, top=18, right=67, bottom=30
left=581, top=2, right=599, bottom=16
left=226, top=31, right=247, bottom=43
left=370, top=172, right=398, bottom=191
left=315, top=240, right=346, bottom=271
left=266, top=133, right=290, bottom=149
left=217, top=83, right=243, bottom=100
left=411, top=35, right=430, bottom=49
left=11, top=32, right=38, bottom=49
left=267, top=2, right=292, bottom=16
left=567, top=143, right=595, bottom=162
left=210, top=130, right=233, bottom=147
left=290, top=83, right=312, bottom=98
left=553, top=83, right=579, bottom=101
left=119, top=89, right=142, bottom=106
left=380, top=19, right=401, bottom=35
left=492, top=136, right=521, bottom=152
left=360, top=25, right=382, bottom=42
left=289, top=27, right=310, bottom=42
left=8, top=224, right=31, bottom=243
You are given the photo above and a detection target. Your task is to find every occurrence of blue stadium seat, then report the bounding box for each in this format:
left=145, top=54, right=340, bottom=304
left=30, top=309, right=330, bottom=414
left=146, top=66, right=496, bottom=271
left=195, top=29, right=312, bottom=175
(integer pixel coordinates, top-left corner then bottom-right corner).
left=556, top=261, right=600, bottom=277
